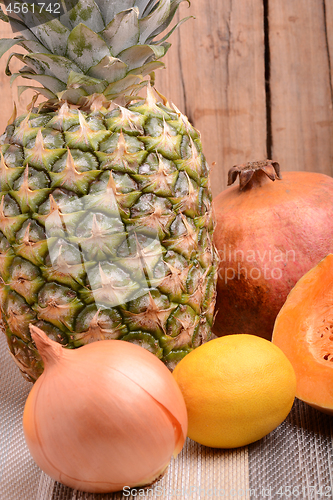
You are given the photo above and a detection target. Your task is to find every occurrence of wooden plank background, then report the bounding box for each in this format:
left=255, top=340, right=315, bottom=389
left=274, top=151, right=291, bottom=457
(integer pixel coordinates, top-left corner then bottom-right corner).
left=0, top=0, right=332, bottom=198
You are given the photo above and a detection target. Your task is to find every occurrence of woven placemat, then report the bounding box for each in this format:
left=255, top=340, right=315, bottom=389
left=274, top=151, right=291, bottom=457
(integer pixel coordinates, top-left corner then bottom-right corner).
left=1, top=332, right=332, bottom=500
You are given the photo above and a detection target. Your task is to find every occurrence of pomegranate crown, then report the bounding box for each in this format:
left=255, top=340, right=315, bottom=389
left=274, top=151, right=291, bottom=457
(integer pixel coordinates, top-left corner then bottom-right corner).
left=228, top=160, right=282, bottom=190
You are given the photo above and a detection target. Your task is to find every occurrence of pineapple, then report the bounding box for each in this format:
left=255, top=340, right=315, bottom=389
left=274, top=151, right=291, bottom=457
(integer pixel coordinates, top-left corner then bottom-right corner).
left=0, top=0, right=218, bottom=382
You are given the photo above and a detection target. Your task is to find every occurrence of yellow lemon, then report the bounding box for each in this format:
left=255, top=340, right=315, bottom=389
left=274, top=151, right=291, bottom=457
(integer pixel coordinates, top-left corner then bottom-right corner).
left=173, top=334, right=296, bottom=448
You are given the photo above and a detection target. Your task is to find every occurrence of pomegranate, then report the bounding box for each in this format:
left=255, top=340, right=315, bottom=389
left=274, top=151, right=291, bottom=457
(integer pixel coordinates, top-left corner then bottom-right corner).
left=213, top=160, right=333, bottom=340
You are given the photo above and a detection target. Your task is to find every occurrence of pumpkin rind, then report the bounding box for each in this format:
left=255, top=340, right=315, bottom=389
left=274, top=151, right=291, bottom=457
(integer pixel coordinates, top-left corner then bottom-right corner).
left=272, top=254, right=333, bottom=414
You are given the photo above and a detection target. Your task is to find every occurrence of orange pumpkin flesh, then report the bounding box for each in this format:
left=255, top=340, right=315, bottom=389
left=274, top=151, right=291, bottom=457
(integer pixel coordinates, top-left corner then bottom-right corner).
left=272, top=254, right=333, bottom=414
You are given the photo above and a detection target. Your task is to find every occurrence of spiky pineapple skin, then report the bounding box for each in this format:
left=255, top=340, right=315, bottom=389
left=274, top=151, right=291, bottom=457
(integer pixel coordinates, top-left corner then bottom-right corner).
left=0, top=90, right=218, bottom=382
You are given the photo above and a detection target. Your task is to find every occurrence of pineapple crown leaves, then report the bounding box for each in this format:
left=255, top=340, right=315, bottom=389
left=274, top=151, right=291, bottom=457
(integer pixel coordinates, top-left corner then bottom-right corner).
left=0, top=0, right=192, bottom=105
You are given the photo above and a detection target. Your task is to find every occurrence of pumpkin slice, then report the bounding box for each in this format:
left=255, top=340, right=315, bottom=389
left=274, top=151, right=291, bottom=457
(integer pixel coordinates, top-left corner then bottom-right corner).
left=272, top=254, right=333, bottom=414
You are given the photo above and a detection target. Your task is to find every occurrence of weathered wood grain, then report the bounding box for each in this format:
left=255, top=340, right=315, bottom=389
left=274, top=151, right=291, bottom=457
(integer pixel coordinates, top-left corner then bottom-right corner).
left=325, top=0, right=333, bottom=87
left=0, top=1, right=267, bottom=197
left=155, top=0, right=267, bottom=196
left=269, top=0, right=333, bottom=176
left=0, top=0, right=332, bottom=198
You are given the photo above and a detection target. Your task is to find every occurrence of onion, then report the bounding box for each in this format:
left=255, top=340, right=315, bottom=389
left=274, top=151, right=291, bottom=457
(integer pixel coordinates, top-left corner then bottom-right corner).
left=23, top=324, right=188, bottom=494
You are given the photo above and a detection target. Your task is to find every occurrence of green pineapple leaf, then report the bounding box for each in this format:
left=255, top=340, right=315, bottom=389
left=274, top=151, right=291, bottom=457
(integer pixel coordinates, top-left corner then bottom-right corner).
left=66, top=23, right=111, bottom=72
left=5, top=4, right=70, bottom=56
left=57, top=87, right=88, bottom=103
left=0, top=5, right=8, bottom=22
left=67, top=71, right=108, bottom=94
left=98, top=0, right=138, bottom=27
left=0, top=38, right=24, bottom=58
left=21, top=39, right=51, bottom=54
left=146, top=0, right=190, bottom=41
left=5, top=51, right=54, bottom=81
left=118, top=43, right=166, bottom=71
left=150, top=13, right=192, bottom=44
left=33, top=21, right=69, bottom=57
left=26, top=53, right=82, bottom=82
left=11, top=72, right=66, bottom=94
left=87, top=55, right=127, bottom=82
left=101, top=7, right=140, bottom=57
left=62, top=0, right=105, bottom=33
left=138, top=0, right=180, bottom=43
left=136, top=0, right=160, bottom=16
